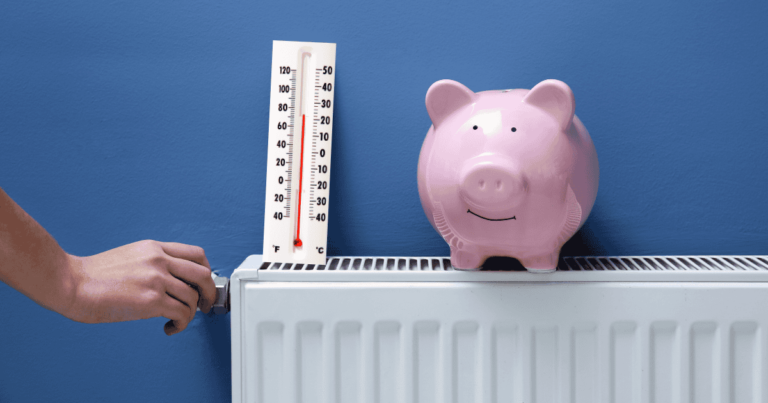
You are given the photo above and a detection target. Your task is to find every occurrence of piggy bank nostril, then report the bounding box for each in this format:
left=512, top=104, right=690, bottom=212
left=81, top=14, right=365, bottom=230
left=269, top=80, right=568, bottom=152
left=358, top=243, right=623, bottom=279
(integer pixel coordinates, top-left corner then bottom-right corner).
left=496, top=180, right=502, bottom=190
left=479, top=180, right=485, bottom=189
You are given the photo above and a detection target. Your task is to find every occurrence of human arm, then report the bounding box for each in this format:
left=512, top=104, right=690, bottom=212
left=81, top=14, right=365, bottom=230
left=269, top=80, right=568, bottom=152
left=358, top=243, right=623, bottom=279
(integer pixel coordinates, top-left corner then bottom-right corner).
left=0, top=186, right=217, bottom=335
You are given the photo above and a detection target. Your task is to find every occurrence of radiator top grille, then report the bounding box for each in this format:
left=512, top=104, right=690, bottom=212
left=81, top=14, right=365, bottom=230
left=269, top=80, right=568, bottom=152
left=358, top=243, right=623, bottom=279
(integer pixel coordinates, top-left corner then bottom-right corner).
left=258, top=256, right=768, bottom=272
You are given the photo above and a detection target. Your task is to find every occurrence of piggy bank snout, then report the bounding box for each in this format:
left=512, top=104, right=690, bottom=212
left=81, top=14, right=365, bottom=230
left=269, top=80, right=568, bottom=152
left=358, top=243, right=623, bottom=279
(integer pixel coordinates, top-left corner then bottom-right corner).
left=459, top=159, right=526, bottom=211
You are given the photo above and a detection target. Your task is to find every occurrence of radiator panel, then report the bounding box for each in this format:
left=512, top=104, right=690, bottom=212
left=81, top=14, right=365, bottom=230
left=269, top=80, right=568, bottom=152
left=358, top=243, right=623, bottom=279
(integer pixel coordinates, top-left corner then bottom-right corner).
left=231, top=255, right=768, bottom=403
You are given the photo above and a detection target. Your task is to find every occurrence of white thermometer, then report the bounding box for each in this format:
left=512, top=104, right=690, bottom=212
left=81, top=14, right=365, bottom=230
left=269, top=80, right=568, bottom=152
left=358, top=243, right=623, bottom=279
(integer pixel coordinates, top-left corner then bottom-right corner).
left=262, top=40, right=336, bottom=266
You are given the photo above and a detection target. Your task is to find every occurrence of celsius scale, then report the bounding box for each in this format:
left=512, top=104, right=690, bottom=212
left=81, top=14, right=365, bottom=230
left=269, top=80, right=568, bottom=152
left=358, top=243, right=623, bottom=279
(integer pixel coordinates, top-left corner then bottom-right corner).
left=262, top=40, right=336, bottom=266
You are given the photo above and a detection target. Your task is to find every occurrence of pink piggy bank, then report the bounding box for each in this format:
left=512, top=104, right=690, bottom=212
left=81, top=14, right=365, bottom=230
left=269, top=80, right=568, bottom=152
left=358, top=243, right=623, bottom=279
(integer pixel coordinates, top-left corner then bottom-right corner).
left=417, top=79, right=599, bottom=272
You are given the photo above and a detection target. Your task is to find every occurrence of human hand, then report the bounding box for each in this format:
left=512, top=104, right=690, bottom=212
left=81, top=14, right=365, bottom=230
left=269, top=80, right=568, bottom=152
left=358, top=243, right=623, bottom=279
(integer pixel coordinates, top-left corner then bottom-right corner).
left=66, top=240, right=217, bottom=335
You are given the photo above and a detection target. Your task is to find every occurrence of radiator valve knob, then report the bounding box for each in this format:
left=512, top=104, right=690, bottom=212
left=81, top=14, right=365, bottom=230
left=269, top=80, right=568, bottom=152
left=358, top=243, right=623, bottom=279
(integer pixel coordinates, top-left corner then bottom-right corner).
left=211, top=274, right=230, bottom=315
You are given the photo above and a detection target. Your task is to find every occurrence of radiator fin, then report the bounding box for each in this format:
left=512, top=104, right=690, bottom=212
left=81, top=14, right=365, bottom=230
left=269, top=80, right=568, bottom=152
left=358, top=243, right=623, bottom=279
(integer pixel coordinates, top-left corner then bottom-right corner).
left=571, top=323, right=598, bottom=402
left=532, top=326, right=558, bottom=403
left=453, top=321, right=480, bottom=403
left=492, top=324, right=520, bottom=402
left=374, top=321, right=403, bottom=403
left=611, top=322, right=639, bottom=403
left=336, top=322, right=362, bottom=403
left=256, top=322, right=283, bottom=403
left=731, top=322, right=760, bottom=403
left=691, top=322, right=719, bottom=403
left=414, top=321, right=440, bottom=403
left=297, top=322, right=323, bottom=403
left=650, top=321, right=680, bottom=403
left=259, top=256, right=768, bottom=272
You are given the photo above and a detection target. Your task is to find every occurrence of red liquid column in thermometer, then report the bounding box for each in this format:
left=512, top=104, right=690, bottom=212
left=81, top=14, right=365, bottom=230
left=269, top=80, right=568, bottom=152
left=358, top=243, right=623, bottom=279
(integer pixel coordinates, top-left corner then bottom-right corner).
left=294, top=114, right=306, bottom=247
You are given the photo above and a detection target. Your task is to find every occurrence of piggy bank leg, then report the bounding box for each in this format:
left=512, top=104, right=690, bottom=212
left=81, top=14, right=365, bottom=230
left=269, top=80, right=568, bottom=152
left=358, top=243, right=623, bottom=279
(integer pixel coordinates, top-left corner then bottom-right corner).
left=450, top=248, right=483, bottom=270
left=520, top=252, right=559, bottom=273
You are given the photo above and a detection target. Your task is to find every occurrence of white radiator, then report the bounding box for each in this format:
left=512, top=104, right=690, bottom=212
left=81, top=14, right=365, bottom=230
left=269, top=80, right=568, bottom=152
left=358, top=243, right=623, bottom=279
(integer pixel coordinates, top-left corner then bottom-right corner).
left=229, top=255, right=768, bottom=403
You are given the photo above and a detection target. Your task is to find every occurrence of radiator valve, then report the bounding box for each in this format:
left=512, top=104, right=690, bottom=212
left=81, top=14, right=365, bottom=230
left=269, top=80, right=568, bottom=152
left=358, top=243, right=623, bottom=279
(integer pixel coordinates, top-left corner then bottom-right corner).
left=211, top=274, right=230, bottom=315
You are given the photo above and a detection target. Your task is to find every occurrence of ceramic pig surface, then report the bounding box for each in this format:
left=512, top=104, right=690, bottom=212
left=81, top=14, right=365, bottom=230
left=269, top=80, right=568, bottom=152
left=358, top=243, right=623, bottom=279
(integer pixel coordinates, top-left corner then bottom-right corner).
left=417, top=79, right=599, bottom=272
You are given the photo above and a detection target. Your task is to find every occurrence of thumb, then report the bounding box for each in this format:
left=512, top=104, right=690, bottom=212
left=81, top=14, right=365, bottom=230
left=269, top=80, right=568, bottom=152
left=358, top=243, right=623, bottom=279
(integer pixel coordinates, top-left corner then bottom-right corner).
left=164, top=320, right=181, bottom=336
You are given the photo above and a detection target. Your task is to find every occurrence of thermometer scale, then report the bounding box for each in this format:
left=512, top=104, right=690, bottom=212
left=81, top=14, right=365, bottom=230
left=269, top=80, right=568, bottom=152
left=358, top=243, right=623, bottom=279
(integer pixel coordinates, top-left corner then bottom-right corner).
left=263, top=40, right=336, bottom=266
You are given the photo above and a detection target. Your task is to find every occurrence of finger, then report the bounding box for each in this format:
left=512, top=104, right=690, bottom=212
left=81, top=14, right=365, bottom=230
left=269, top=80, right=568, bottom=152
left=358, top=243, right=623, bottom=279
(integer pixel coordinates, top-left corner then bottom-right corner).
left=162, top=293, right=192, bottom=336
left=165, top=276, right=199, bottom=321
left=165, top=256, right=216, bottom=314
left=160, top=242, right=211, bottom=269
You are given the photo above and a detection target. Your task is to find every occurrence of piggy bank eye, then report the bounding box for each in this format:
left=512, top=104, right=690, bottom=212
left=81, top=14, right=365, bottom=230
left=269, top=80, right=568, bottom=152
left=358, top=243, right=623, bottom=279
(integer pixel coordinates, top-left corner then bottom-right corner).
left=473, top=125, right=478, bottom=130
left=511, top=127, right=517, bottom=132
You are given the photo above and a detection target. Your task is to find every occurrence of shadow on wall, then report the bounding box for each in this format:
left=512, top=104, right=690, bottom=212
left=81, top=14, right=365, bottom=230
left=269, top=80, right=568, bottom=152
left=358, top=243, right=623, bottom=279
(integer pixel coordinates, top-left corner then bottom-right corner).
left=558, top=202, right=618, bottom=257
left=480, top=227, right=604, bottom=271
left=560, top=224, right=608, bottom=257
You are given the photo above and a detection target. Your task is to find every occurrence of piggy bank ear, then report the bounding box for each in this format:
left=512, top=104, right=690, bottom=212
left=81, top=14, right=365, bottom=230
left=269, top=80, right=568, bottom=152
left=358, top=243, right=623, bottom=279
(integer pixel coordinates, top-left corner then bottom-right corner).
left=426, top=80, right=476, bottom=128
left=522, top=79, right=575, bottom=131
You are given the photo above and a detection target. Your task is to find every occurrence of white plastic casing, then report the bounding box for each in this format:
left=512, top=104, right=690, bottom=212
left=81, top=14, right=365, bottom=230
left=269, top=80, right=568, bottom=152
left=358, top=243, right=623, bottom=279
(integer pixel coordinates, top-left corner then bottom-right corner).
left=263, top=41, right=336, bottom=266
left=231, top=255, right=768, bottom=403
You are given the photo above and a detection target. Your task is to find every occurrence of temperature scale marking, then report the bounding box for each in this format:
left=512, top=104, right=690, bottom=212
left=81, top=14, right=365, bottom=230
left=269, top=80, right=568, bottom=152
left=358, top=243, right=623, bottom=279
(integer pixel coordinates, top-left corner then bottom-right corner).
left=263, top=41, right=336, bottom=265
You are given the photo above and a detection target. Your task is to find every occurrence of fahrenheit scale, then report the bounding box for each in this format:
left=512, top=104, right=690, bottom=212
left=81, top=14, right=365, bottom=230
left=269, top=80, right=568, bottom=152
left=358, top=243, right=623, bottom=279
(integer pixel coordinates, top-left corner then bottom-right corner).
left=263, top=40, right=336, bottom=266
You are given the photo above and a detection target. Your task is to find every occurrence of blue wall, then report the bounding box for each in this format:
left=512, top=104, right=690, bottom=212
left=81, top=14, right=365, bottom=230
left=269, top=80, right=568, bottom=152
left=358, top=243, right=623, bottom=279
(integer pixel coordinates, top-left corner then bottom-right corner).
left=1, top=0, right=766, bottom=401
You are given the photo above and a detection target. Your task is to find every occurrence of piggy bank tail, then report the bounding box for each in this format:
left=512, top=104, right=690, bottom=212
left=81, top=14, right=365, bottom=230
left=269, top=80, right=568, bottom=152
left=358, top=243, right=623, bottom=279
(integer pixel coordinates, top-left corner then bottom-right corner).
left=556, top=185, right=583, bottom=247
left=433, top=202, right=465, bottom=250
